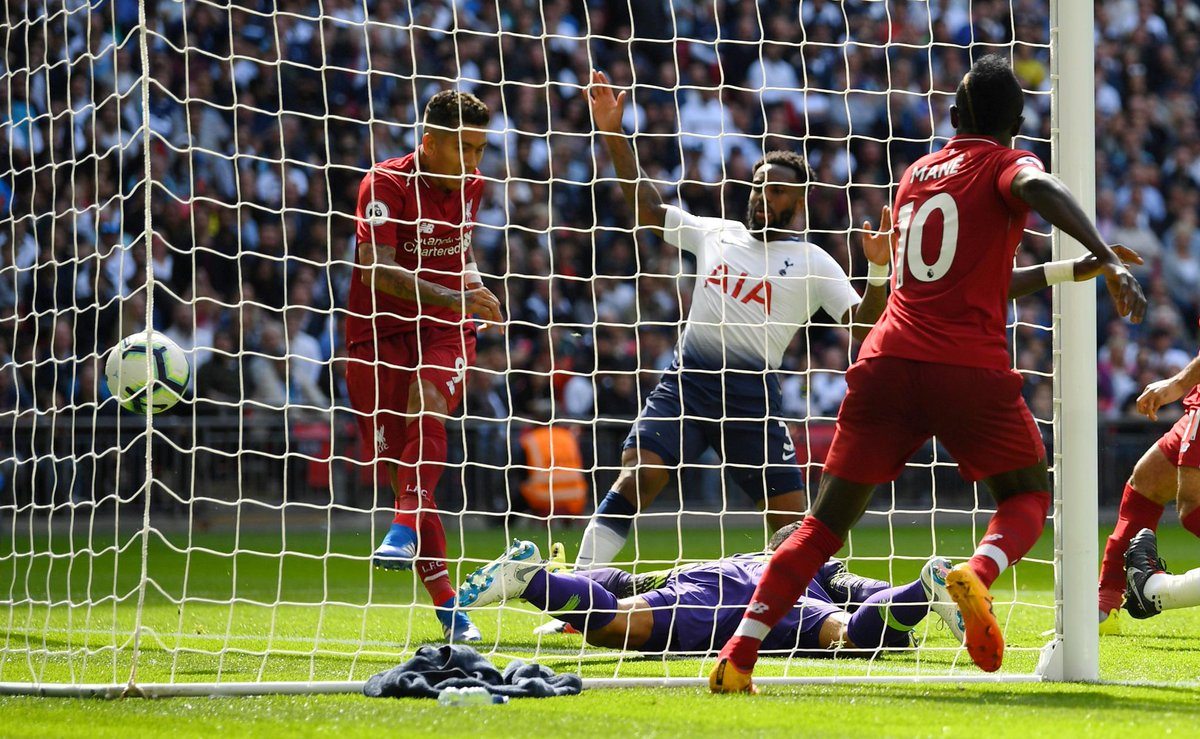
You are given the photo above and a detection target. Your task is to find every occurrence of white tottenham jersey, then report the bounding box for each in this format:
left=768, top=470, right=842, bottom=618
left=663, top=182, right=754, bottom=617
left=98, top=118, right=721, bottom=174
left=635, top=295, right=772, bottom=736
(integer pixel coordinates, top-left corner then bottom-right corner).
left=664, top=205, right=860, bottom=371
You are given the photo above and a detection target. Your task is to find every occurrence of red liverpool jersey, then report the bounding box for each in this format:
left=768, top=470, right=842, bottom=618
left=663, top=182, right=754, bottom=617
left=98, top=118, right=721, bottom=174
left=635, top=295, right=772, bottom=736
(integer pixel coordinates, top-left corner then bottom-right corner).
left=347, top=151, right=484, bottom=347
left=859, top=136, right=1045, bottom=370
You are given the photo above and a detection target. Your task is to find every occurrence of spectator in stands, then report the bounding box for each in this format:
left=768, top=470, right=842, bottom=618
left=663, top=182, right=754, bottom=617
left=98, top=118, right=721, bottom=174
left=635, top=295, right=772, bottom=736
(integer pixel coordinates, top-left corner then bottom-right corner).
left=510, top=416, right=589, bottom=519
left=17, top=0, right=1200, bottom=511
left=194, top=330, right=255, bottom=414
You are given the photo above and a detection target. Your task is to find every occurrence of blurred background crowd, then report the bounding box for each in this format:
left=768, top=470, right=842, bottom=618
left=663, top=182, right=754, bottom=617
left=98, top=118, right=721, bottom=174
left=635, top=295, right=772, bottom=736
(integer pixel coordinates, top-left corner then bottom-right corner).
left=1, top=0, right=1196, bottom=511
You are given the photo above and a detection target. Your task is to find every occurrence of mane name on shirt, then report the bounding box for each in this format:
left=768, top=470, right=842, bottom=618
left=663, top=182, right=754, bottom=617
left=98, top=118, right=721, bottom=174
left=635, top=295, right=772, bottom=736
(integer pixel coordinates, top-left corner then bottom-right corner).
left=910, top=153, right=966, bottom=183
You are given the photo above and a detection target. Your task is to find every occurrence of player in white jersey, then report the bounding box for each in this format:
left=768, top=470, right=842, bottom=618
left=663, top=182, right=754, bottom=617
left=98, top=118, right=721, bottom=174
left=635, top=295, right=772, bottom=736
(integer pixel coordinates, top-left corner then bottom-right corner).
left=575, top=70, right=891, bottom=569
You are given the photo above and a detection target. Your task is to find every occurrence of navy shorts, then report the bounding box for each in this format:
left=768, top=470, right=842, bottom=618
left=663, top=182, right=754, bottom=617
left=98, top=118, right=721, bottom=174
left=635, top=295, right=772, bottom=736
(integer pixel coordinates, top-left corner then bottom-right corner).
left=623, top=365, right=803, bottom=501
left=638, top=566, right=840, bottom=654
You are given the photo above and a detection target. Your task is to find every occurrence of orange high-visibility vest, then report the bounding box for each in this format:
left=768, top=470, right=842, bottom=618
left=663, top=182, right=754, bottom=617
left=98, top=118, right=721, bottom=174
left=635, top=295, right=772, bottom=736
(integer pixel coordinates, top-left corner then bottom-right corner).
left=518, top=425, right=588, bottom=515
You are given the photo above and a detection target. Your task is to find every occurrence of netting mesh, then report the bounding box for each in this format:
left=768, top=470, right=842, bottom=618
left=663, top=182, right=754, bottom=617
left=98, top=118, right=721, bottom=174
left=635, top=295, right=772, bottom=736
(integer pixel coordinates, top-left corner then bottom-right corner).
left=0, top=0, right=1064, bottom=688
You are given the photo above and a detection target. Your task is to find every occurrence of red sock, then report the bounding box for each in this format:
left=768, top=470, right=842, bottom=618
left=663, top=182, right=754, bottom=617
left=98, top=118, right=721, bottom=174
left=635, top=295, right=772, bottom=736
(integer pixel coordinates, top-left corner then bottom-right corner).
left=398, top=416, right=453, bottom=604
left=1099, top=483, right=1164, bottom=610
left=415, top=495, right=456, bottom=605
left=392, top=486, right=419, bottom=528
left=1182, top=507, right=1200, bottom=539
left=397, top=416, right=449, bottom=500
left=719, top=517, right=843, bottom=670
left=968, top=490, right=1051, bottom=589
left=391, top=460, right=420, bottom=530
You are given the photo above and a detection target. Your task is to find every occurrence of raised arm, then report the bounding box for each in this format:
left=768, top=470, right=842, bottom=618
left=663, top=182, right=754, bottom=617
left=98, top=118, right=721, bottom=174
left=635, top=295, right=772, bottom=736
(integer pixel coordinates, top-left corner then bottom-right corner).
left=589, top=69, right=668, bottom=236
left=1136, top=354, right=1200, bottom=422
left=1011, top=168, right=1146, bottom=322
left=842, top=206, right=892, bottom=341
left=358, top=242, right=503, bottom=323
left=1008, top=245, right=1144, bottom=300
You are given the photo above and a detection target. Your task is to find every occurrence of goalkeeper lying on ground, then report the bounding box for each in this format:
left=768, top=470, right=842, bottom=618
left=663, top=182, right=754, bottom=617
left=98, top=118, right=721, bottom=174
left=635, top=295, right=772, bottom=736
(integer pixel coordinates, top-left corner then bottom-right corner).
left=456, top=523, right=964, bottom=655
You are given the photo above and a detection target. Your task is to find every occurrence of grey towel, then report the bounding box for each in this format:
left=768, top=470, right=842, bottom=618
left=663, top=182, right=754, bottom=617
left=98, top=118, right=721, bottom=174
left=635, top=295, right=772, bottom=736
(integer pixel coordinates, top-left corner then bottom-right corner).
left=363, top=644, right=583, bottom=699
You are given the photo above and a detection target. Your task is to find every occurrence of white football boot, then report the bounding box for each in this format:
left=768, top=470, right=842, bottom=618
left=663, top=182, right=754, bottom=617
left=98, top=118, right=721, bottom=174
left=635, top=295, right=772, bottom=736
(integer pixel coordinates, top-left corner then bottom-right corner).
left=920, top=556, right=966, bottom=643
left=457, top=539, right=543, bottom=608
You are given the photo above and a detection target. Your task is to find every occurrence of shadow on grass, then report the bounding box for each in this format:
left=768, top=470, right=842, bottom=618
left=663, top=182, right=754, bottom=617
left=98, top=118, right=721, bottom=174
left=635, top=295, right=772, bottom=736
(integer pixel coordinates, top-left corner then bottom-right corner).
left=756, top=682, right=1200, bottom=713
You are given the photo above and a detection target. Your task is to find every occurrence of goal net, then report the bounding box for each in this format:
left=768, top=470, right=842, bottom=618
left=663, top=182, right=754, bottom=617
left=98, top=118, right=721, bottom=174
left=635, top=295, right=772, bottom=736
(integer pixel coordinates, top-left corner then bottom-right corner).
left=1, top=0, right=1095, bottom=694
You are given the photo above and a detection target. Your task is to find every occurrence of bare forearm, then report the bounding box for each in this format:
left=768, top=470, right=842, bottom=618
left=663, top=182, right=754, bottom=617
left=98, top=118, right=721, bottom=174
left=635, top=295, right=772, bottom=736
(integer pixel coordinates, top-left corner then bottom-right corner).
left=1008, top=265, right=1048, bottom=299
left=599, top=131, right=667, bottom=233
left=1172, top=355, right=1200, bottom=394
left=1010, top=249, right=1136, bottom=300
left=847, top=284, right=887, bottom=341
left=361, top=260, right=455, bottom=308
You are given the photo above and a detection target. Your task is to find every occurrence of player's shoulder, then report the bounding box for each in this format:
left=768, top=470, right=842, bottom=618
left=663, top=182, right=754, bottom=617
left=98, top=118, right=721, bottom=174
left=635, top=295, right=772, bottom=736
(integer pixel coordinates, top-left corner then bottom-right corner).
left=957, top=137, right=1045, bottom=170
left=363, top=153, right=417, bottom=190
left=358, top=156, right=416, bottom=217
left=1003, top=149, right=1046, bottom=173
left=670, top=204, right=738, bottom=232
left=776, top=239, right=846, bottom=275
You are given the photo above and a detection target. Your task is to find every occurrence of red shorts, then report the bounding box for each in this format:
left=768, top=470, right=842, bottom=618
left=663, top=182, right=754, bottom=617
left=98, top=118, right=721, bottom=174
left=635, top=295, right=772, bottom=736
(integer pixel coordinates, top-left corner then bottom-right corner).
left=823, top=356, right=1046, bottom=484
left=345, top=325, right=476, bottom=463
left=1156, top=407, right=1200, bottom=468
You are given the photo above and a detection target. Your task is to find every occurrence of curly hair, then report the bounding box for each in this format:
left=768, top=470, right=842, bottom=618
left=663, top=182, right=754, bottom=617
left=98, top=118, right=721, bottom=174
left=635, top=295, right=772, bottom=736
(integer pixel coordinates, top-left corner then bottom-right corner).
left=753, top=150, right=814, bottom=184
left=424, top=90, right=490, bottom=131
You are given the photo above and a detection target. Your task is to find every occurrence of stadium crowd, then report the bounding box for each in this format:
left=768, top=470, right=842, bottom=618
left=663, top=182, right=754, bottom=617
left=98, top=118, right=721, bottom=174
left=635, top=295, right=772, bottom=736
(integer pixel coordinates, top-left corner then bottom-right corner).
left=2, top=0, right=1199, bottom=504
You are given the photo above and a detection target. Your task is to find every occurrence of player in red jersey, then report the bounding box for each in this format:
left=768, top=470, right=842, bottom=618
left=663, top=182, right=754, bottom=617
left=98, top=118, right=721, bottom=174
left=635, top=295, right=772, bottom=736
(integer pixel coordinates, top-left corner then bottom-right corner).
left=710, top=55, right=1147, bottom=690
left=347, top=90, right=503, bottom=642
left=1097, top=334, right=1200, bottom=630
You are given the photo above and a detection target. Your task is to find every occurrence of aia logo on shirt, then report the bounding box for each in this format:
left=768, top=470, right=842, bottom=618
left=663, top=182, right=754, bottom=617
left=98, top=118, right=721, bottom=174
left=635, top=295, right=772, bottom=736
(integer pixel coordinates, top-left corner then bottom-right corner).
left=705, top=263, right=773, bottom=314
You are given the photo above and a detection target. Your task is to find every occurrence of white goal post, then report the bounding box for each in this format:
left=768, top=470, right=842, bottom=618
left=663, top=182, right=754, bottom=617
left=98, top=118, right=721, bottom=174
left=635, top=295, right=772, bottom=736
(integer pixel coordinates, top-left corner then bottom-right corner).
left=0, top=0, right=1099, bottom=696
left=1049, top=0, right=1099, bottom=682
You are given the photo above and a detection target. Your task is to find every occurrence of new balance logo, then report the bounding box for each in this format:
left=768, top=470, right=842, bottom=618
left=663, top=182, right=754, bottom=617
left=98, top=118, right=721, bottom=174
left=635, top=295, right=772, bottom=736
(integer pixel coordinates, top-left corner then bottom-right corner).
left=748, top=601, right=770, bottom=615
left=982, top=533, right=1004, bottom=544
left=419, top=221, right=436, bottom=233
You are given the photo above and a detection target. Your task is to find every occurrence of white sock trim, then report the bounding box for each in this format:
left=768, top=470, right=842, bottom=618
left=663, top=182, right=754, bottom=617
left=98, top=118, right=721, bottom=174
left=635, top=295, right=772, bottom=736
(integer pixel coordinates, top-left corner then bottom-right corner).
left=575, top=520, right=628, bottom=570
left=974, top=543, right=1009, bottom=574
left=734, top=618, right=771, bottom=641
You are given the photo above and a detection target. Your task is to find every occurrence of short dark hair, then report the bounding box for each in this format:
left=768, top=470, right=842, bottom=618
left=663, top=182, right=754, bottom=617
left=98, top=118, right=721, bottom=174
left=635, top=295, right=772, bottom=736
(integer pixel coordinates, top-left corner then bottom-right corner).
left=955, top=54, right=1024, bottom=136
left=767, top=521, right=803, bottom=552
left=752, top=150, right=814, bottom=185
left=424, top=90, right=490, bottom=132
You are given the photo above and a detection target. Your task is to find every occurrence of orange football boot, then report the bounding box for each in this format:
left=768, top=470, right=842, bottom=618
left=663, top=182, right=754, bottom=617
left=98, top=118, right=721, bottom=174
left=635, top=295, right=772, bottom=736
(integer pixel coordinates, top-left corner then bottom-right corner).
left=708, top=656, right=758, bottom=694
left=945, top=563, right=1004, bottom=672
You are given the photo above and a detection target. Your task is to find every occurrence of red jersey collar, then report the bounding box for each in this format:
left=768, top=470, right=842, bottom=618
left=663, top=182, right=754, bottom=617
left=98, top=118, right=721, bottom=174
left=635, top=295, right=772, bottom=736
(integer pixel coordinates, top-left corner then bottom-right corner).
left=948, top=134, right=1006, bottom=148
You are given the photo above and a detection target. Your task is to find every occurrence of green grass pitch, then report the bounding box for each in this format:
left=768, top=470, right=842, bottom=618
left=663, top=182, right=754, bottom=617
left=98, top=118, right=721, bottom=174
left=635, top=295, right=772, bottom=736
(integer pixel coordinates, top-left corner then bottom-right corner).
left=3, top=521, right=1199, bottom=737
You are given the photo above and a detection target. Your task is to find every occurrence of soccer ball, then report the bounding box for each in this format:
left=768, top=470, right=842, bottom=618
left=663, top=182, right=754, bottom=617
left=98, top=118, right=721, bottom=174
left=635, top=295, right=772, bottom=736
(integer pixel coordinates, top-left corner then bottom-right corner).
left=104, top=331, right=191, bottom=414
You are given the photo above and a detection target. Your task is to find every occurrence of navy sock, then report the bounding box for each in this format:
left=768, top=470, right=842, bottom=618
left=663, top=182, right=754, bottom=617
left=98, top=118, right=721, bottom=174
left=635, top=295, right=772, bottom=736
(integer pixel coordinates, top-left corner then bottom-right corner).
left=594, top=490, right=637, bottom=536
left=522, top=570, right=620, bottom=632
left=845, top=579, right=929, bottom=651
